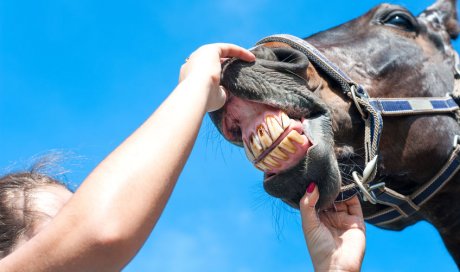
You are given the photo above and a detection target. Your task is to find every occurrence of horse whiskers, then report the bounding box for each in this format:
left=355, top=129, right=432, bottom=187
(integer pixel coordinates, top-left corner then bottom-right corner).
left=282, top=68, right=308, bottom=84
left=280, top=52, right=303, bottom=64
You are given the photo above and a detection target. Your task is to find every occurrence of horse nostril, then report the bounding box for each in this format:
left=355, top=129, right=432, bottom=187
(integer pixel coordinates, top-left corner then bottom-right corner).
left=273, top=47, right=308, bottom=65
left=253, top=46, right=310, bottom=74
left=222, top=116, right=243, bottom=145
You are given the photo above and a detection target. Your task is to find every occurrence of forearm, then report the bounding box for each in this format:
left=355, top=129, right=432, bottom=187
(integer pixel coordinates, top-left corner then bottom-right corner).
left=0, top=43, right=255, bottom=271
left=64, top=76, right=211, bottom=264
left=1, top=76, right=212, bottom=271
left=77, top=75, right=211, bottom=241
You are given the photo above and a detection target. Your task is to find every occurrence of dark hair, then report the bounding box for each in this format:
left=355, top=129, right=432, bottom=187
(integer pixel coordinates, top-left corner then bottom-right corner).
left=0, top=159, right=70, bottom=258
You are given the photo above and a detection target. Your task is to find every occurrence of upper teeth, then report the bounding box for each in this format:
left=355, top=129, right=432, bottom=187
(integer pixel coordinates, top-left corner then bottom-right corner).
left=266, top=115, right=284, bottom=141
left=243, top=112, right=303, bottom=172
left=280, top=112, right=291, bottom=128
left=257, top=125, right=272, bottom=149
left=249, top=136, right=263, bottom=158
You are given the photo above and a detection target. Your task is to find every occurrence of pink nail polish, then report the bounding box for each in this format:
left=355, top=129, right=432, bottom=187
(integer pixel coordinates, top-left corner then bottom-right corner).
left=306, top=182, right=316, bottom=193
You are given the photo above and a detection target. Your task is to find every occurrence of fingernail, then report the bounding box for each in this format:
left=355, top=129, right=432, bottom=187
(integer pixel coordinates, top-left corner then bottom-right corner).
left=306, top=182, right=316, bottom=194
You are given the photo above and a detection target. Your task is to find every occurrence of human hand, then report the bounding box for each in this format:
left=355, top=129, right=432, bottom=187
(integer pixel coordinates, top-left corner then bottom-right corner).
left=179, top=43, right=255, bottom=112
left=300, top=183, right=366, bottom=272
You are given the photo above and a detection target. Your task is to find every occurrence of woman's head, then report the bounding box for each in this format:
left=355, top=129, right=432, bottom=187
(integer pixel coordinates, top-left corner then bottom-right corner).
left=0, top=170, right=73, bottom=257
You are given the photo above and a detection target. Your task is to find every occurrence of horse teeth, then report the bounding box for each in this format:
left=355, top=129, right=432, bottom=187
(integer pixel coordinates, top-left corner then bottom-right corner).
left=263, top=156, right=281, bottom=168
left=249, top=135, right=264, bottom=158
left=279, top=135, right=297, bottom=154
left=287, top=130, right=305, bottom=144
left=243, top=144, right=256, bottom=161
left=256, top=162, right=271, bottom=172
left=281, top=112, right=291, bottom=129
left=257, top=125, right=273, bottom=149
left=270, top=147, right=289, bottom=160
left=266, top=115, right=284, bottom=141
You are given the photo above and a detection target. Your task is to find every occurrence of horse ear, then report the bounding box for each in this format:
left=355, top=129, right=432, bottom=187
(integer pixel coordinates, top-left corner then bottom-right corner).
left=420, top=0, right=460, bottom=39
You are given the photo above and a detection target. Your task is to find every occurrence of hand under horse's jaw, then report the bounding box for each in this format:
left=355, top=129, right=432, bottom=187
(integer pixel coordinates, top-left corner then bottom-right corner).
left=211, top=46, right=342, bottom=209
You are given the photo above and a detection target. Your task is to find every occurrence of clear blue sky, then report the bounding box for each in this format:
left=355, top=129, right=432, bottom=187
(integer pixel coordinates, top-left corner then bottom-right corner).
left=0, top=0, right=458, bottom=271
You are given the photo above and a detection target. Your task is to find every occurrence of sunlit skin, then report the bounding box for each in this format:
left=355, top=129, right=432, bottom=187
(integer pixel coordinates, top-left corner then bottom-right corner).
left=0, top=44, right=256, bottom=271
left=300, top=184, right=365, bottom=272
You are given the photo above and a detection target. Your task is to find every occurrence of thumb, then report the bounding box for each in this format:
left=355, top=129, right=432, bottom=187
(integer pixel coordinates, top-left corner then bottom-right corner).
left=207, top=86, right=227, bottom=112
left=299, top=183, right=321, bottom=233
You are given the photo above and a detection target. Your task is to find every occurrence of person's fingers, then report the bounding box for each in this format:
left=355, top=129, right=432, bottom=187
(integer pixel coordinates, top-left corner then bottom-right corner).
left=325, top=202, right=346, bottom=212
left=346, top=196, right=364, bottom=218
left=320, top=210, right=363, bottom=229
left=179, top=43, right=255, bottom=84
left=299, top=183, right=321, bottom=233
left=216, top=43, right=256, bottom=62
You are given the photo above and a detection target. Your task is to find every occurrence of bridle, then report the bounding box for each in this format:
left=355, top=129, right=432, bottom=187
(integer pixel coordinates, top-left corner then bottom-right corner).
left=256, top=34, right=460, bottom=227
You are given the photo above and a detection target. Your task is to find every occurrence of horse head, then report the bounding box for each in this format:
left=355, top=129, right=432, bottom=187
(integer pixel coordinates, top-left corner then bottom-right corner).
left=210, top=0, right=460, bottom=264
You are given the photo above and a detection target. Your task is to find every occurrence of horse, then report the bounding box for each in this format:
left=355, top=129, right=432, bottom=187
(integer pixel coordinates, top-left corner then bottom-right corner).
left=209, top=0, right=460, bottom=266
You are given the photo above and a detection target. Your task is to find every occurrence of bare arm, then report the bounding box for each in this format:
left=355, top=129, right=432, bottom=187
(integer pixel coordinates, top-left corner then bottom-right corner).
left=0, top=44, right=255, bottom=271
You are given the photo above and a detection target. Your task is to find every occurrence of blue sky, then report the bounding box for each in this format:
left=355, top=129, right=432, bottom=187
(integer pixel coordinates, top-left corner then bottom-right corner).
left=0, top=0, right=458, bottom=271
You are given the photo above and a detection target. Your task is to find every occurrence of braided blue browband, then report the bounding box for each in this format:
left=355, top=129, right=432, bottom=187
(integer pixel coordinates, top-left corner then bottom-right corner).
left=256, top=34, right=460, bottom=228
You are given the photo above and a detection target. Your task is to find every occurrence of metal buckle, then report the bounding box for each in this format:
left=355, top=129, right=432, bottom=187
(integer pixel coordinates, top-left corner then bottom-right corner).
left=453, top=135, right=460, bottom=149
left=352, top=172, right=385, bottom=204
left=350, top=84, right=368, bottom=119
left=351, top=156, right=381, bottom=204
left=454, top=51, right=460, bottom=77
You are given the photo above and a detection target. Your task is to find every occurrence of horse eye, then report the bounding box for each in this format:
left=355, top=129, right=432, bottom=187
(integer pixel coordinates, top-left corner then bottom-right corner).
left=382, top=13, right=417, bottom=32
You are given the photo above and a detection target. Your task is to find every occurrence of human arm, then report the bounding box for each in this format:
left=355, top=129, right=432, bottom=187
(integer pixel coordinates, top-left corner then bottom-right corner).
left=300, top=183, right=366, bottom=272
left=0, top=44, right=255, bottom=271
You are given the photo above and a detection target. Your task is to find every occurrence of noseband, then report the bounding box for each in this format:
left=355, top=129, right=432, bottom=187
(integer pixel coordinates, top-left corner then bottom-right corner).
left=256, top=34, right=460, bottom=227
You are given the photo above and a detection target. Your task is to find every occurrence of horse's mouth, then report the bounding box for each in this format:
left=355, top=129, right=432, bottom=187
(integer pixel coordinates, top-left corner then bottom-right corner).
left=241, top=111, right=312, bottom=176
left=211, top=46, right=342, bottom=209
left=221, top=95, right=313, bottom=175
left=219, top=93, right=340, bottom=209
